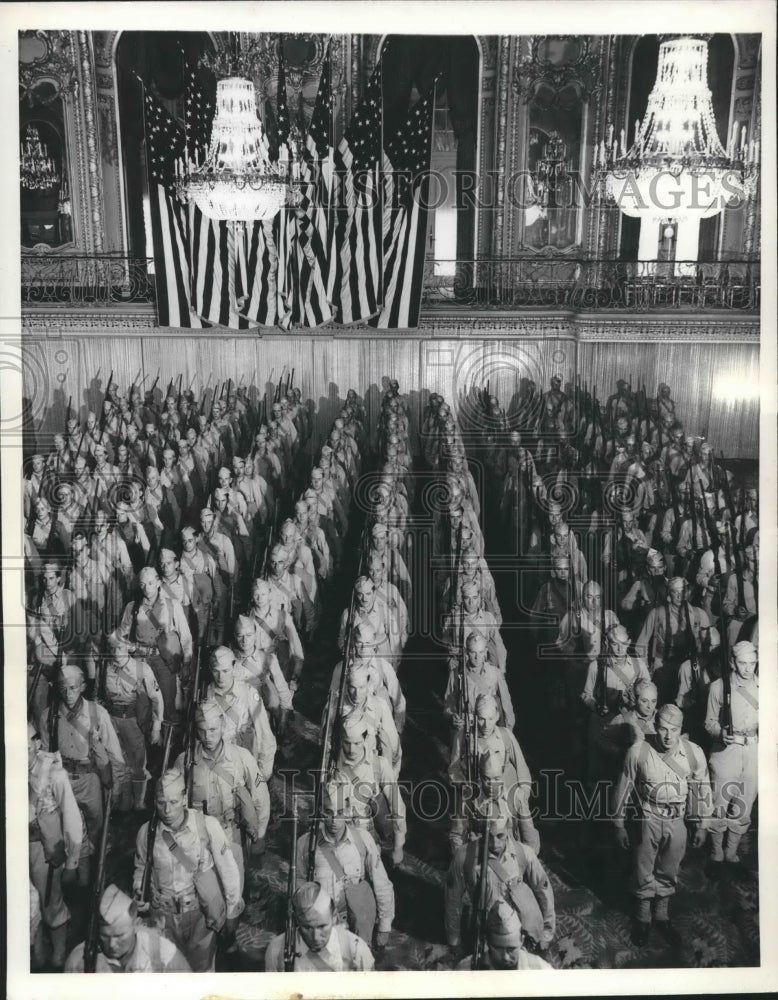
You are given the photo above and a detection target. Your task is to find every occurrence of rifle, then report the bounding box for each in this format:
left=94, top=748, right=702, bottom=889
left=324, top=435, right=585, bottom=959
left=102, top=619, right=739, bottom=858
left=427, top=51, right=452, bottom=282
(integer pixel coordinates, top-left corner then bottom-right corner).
left=458, top=576, right=477, bottom=785
left=683, top=599, right=700, bottom=689
left=185, top=609, right=211, bottom=807
left=284, top=796, right=299, bottom=971
left=595, top=599, right=609, bottom=717
left=139, top=722, right=175, bottom=905
left=83, top=785, right=113, bottom=972
left=697, top=473, right=717, bottom=560
left=687, top=465, right=698, bottom=568
left=471, top=816, right=490, bottom=970
left=714, top=575, right=733, bottom=737
left=324, top=522, right=369, bottom=779
left=47, top=663, right=61, bottom=751
left=569, top=532, right=581, bottom=637
left=719, top=454, right=746, bottom=608
left=285, top=368, right=292, bottom=397
left=275, top=370, right=284, bottom=405
left=210, top=383, right=220, bottom=421
left=307, top=689, right=334, bottom=880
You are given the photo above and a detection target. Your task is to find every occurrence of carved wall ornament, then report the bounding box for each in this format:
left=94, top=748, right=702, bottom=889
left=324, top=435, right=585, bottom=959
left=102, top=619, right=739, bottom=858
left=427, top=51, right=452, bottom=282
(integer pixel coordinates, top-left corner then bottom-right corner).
left=19, top=30, right=78, bottom=105
left=514, top=35, right=602, bottom=108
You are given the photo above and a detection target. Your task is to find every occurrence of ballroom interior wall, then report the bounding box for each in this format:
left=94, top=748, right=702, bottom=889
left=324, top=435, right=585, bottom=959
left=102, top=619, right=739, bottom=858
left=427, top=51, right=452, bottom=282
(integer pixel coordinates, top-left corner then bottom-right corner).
left=23, top=330, right=759, bottom=459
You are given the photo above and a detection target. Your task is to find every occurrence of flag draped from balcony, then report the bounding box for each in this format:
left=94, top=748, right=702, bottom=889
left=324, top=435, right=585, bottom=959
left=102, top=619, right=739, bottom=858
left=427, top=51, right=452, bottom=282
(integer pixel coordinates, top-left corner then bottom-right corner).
left=331, top=55, right=384, bottom=324
left=370, top=82, right=436, bottom=329
left=143, top=87, right=204, bottom=328
left=273, top=39, right=295, bottom=330
left=297, top=43, right=335, bottom=327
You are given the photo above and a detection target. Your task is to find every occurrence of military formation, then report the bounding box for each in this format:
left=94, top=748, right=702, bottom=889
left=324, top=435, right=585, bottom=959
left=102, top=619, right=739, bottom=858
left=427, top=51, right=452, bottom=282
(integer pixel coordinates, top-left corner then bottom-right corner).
left=24, top=367, right=758, bottom=972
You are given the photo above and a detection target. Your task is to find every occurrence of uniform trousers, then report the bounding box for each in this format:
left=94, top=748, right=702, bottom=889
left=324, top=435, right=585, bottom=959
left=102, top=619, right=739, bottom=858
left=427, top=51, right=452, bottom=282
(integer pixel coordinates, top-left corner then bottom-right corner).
left=708, top=741, right=758, bottom=837
left=111, top=715, right=148, bottom=809
left=632, top=807, right=688, bottom=899
left=152, top=904, right=216, bottom=972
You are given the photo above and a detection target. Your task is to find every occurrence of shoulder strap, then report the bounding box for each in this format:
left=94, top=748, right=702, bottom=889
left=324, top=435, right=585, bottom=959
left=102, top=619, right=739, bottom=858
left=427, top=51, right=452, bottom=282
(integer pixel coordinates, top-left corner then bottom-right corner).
left=148, top=928, right=161, bottom=970
left=680, top=737, right=699, bottom=774
left=350, top=826, right=370, bottom=866
left=319, top=842, right=347, bottom=881
left=336, top=924, right=356, bottom=967
left=89, top=700, right=99, bottom=730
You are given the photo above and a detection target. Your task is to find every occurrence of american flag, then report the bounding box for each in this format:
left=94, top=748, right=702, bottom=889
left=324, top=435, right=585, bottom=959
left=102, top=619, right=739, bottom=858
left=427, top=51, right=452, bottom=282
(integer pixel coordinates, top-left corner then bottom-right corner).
left=370, top=82, right=436, bottom=329
left=331, top=56, right=384, bottom=324
left=296, top=43, right=335, bottom=327
left=274, top=38, right=296, bottom=330
left=143, top=88, right=204, bottom=328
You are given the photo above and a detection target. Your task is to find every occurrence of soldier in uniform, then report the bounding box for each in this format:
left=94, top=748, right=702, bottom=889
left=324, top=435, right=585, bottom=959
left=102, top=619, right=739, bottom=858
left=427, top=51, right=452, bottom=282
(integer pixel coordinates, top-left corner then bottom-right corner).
left=205, top=646, right=277, bottom=780
left=27, top=562, right=75, bottom=721
left=445, top=815, right=555, bottom=957
left=64, top=883, right=191, bottom=972
left=455, top=694, right=539, bottom=852
left=117, top=566, right=193, bottom=720
left=456, top=900, right=554, bottom=970
left=328, top=623, right=406, bottom=733
left=328, top=662, right=402, bottom=779
left=101, top=631, right=164, bottom=811
left=445, top=632, right=515, bottom=764
left=173, top=699, right=269, bottom=887
left=328, top=712, right=406, bottom=865
left=265, top=882, right=375, bottom=971
left=369, top=520, right=412, bottom=608
left=179, top=524, right=218, bottom=645
left=198, top=506, right=236, bottom=646
left=28, top=721, right=84, bottom=970
left=597, top=679, right=658, bottom=764
left=248, top=578, right=305, bottom=693
left=705, top=640, right=758, bottom=871
left=68, top=530, right=109, bottom=683
left=232, top=614, right=294, bottom=736
left=40, top=662, right=125, bottom=846
left=636, top=576, right=710, bottom=702
left=443, top=580, right=507, bottom=674
left=338, top=576, right=394, bottom=661
left=133, top=770, right=242, bottom=971
left=266, top=543, right=317, bottom=641
left=613, top=703, right=711, bottom=946
left=295, top=781, right=395, bottom=947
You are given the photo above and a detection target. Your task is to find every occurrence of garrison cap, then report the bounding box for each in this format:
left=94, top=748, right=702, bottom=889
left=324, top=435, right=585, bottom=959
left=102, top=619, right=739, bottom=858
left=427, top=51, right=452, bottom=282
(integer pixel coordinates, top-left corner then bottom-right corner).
left=656, top=703, right=684, bottom=726
left=99, top=884, right=136, bottom=926
left=194, top=699, right=225, bottom=726
left=487, top=900, right=522, bottom=947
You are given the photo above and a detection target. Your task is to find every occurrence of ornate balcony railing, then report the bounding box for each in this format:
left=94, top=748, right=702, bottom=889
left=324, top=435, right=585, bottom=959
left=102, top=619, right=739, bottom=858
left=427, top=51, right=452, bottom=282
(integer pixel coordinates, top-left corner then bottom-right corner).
left=22, top=254, right=760, bottom=313
left=22, top=254, right=157, bottom=305
left=421, top=258, right=760, bottom=312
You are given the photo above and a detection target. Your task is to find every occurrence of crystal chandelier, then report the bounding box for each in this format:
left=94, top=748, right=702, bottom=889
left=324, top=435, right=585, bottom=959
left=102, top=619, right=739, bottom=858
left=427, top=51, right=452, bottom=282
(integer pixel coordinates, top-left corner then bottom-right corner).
left=20, top=124, right=60, bottom=192
left=527, top=131, right=573, bottom=226
left=175, top=72, right=300, bottom=224
left=594, top=36, right=759, bottom=270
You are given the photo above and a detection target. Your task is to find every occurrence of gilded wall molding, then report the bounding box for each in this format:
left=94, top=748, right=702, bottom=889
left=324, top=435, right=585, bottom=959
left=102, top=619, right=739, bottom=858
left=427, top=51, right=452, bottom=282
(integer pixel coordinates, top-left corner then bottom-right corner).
left=22, top=305, right=759, bottom=343
left=491, top=36, right=512, bottom=258
left=76, top=32, right=104, bottom=253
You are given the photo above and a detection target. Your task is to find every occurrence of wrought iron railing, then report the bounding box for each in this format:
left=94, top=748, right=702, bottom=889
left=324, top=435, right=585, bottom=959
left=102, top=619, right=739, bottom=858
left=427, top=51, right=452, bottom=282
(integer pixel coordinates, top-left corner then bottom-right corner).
left=22, top=254, right=760, bottom=312
left=22, top=254, right=157, bottom=305
left=421, top=258, right=760, bottom=312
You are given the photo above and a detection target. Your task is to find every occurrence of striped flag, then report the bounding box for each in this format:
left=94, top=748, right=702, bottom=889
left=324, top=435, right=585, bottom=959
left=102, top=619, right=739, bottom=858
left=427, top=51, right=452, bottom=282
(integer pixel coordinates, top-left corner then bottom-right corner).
left=274, top=38, right=295, bottom=330
left=297, top=43, right=335, bottom=327
left=143, top=89, right=204, bottom=328
left=331, top=57, right=384, bottom=324
left=370, top=83, right=436, bottom=329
